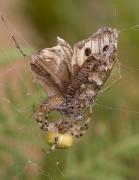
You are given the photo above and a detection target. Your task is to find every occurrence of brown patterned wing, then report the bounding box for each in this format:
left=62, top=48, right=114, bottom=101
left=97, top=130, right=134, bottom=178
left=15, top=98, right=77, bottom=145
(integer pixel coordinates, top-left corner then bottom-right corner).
left=31, top=27, right=118, bottom=97
left=71, top=27, right=118, bottom=76
left=31, top=37, right=73, bottom=97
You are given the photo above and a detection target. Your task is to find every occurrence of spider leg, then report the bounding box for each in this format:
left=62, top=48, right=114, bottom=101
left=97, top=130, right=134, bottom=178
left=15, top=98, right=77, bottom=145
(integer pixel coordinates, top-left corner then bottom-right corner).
left=47, top=137, right=58, bottom=154
left=35, top=113, right=50, bottom=131
left=33, top=101, right=51, bottom=131
left=34, top=96, right=63, bottom=132
left=71, top=117, right=90, bottom=138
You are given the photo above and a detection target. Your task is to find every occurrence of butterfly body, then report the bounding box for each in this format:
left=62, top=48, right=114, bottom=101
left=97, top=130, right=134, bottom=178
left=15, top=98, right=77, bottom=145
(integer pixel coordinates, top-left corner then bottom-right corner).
left=59, top=54, right=115, bottom=120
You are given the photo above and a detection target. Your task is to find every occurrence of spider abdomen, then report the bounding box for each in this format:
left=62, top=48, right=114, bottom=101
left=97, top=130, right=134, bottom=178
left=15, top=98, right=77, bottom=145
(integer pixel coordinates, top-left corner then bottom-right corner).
left=47, top=131, right=73, bottom=149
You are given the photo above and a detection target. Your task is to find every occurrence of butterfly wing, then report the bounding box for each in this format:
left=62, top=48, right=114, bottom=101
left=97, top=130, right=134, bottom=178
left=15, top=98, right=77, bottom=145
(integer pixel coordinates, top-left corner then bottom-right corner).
left=31, top=27, right=118, bottom=97
left=31, top=37, right=73, bottom=97
left=71, top=27, right=118, bottom=76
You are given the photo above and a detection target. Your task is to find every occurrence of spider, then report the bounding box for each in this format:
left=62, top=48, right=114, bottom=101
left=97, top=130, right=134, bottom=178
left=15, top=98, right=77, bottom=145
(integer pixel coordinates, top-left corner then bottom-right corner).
left=31, top=28, right=118, bottom=153
left=2, top=15, right=118, bottom=153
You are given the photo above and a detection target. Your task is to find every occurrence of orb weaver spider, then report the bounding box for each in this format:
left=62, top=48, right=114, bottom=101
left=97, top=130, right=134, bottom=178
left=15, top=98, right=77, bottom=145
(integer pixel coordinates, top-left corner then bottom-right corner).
left=31, top=28, right=118, bottom=153
left=2, top=15, right=118, bottom=153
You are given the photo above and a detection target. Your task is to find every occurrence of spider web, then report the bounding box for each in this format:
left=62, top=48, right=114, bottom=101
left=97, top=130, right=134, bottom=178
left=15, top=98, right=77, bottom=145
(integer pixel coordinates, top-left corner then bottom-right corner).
left=0, top=17, right=67, bottom=180
left=1, top=15, right=139, bottom=180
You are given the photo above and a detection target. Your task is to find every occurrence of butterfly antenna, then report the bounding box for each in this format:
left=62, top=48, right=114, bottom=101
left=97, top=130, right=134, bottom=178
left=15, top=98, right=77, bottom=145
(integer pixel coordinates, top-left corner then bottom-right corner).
left=1, top=14, right=31, bottom=60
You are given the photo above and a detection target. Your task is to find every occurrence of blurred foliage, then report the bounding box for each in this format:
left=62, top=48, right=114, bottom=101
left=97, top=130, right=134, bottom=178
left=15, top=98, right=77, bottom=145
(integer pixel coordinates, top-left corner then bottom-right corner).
left=23, top=0, right=117, bottom=46
left=23, top=0, right=139, bottom=67
left=1, top=0, right=139, bottom=179
left=0, top=47, right=33, bottom=65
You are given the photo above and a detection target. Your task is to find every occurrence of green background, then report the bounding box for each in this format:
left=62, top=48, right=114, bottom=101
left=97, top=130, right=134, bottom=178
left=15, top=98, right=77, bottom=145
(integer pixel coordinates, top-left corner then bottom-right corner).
left=1, top=0, right=139, bottom=179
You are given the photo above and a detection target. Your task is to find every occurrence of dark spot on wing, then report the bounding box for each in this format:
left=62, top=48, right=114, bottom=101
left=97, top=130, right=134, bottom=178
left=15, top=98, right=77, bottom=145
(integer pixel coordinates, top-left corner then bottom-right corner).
left=85, top=48, right=91, bottom=56
left=103, top=45, right=109, bottom=52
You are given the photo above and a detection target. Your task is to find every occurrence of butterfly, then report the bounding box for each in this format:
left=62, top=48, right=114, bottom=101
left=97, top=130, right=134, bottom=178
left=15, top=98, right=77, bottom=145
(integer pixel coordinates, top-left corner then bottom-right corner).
left=31, top=27, right=118, bottom=153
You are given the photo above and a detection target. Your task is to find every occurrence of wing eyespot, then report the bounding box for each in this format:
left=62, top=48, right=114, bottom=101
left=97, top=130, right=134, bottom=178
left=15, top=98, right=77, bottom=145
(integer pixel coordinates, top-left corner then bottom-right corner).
left=85, top=48, right=91, bottom=56
left=103, top=45, right=109, bottom=52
